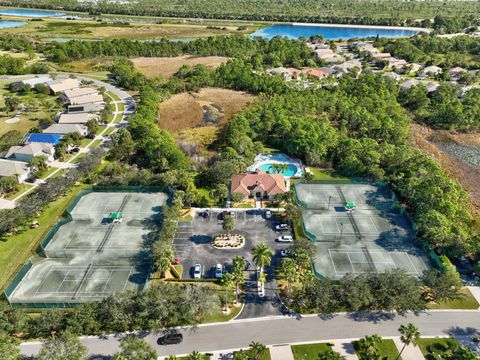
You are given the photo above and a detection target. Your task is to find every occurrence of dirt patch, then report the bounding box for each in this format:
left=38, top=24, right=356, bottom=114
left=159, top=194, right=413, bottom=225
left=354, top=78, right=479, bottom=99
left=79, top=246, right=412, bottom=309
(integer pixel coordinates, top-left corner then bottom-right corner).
left=158, top=88, right=255, bottom=132
left=133, top=55, right=230, bottom=78
left=410, top=124, right=480, bottom=219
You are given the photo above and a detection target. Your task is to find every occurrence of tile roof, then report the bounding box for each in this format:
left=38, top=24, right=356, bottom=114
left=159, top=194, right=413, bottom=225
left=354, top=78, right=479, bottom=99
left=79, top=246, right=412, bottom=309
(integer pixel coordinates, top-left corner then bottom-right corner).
left=231, top=171, right=286, bottom=196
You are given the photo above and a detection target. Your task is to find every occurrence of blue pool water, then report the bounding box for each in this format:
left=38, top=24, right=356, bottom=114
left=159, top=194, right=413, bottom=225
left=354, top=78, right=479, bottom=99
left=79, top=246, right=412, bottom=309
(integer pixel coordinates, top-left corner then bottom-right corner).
left=0, top=20, right=25, bottom=29
left=258, top=163, right=298, bottom=177
left=0, top=9, right=64, bottom=17
left=250, top=24, right=420, bottom=40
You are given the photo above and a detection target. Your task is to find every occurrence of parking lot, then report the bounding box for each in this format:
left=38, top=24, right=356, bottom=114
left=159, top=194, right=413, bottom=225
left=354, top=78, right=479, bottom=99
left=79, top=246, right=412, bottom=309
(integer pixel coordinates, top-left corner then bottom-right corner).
left=173, top=209, right=292, bottom=279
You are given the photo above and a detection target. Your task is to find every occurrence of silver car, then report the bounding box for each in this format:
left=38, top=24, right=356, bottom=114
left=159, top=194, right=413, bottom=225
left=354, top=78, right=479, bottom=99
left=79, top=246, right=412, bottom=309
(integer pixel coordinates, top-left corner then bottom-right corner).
left=193, top=264, right=202, bottom=279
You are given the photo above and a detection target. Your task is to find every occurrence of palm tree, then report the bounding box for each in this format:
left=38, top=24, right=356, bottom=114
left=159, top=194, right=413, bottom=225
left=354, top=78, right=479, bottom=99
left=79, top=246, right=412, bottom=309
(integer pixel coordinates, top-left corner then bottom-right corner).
left=249, top=341, right=268, bottom=360
left=165, top=356, right=178, bottom=360
left=318, top=352, right=342, bottom=360
left=356, top=334, right=381, bottom=360
left=233, top=350, right=249, bottom=360
left=221, top=272, right=235, bottom=311
left=187, top=351, right=203, bottom=360
left=222, top=215, right=236, bottom=235
left=397, top=323, right=420, bottom=360
left=232, top=256, right=247, bottom=303
left=280, top=258, right=298, bottom=296
left=251, top=243, right=273, bottom=274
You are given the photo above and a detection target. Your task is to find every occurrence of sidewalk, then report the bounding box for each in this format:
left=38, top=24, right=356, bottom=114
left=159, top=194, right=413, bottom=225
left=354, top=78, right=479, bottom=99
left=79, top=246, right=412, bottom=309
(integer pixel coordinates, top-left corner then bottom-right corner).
left=332, top=341, right=358, bottom=360
left=393, top=338, right=425, bottom=360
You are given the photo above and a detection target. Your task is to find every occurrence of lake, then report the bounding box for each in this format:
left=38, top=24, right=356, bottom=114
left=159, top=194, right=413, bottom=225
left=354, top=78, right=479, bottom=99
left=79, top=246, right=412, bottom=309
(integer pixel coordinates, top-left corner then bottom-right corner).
left=0, top=9, right=64, bottom=17
left=0, top=20, right=26, bottom=29
left=250, top=24, right=421, bottom=40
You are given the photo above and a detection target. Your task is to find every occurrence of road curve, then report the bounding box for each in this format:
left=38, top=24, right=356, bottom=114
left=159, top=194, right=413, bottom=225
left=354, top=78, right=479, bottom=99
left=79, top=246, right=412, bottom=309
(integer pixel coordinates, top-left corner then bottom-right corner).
left=20, top=310, right=480, bottom=357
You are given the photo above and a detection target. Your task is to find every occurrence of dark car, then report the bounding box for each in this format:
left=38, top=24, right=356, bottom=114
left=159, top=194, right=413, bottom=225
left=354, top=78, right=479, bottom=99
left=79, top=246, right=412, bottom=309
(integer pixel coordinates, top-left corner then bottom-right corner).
left=157, top=333, right=183, bottom=345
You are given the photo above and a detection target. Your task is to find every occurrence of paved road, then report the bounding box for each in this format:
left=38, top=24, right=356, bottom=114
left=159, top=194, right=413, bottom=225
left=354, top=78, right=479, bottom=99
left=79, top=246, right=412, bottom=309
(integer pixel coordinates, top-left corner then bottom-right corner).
left=20, top=311, right=480, bottom=357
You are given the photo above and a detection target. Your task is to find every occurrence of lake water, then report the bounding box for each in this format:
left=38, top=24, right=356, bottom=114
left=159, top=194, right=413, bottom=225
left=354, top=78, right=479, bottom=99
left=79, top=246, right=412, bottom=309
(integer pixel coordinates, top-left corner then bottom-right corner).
left=250, top=24, right=420, bottom=40
left=0, top=9, right=64, bottom=17
left=0, top=20, right=26, bottom=29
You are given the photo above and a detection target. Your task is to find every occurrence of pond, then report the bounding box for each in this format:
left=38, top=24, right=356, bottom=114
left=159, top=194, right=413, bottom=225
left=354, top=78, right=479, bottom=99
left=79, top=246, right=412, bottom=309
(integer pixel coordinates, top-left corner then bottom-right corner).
left=0, top=8, right=64, bottom=17
left=250, top=23, right=422, bottom=40
left=0, top=20, right=26, bottom=29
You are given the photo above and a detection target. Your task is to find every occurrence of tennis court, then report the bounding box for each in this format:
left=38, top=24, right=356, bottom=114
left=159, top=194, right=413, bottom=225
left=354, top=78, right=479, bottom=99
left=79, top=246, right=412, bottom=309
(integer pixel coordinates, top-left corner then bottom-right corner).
left=295, top=183, right=431, bottom=280
left=6, top=191, right=167, bottom=306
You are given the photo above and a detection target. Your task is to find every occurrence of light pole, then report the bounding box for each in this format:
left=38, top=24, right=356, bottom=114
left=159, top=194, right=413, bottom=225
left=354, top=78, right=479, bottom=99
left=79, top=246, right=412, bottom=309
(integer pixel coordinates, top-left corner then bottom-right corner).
left=339, top=222, right=344, bottom=241
left=327, top=195, right=332, bottom=210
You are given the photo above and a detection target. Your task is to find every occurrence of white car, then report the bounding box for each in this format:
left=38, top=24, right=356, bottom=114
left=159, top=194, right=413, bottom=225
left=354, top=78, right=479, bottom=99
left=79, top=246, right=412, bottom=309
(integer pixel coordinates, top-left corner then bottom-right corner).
left=276, top=235, right=293, bottom=243
left=280, top=249, right=289, bottom=257
left=265, top=210, right=272, bottom=219
left=214, top=264, right=223, bottom=278
left=275, top=224, right=289, bottom=231
left=193, top=264, right=202, bottom=279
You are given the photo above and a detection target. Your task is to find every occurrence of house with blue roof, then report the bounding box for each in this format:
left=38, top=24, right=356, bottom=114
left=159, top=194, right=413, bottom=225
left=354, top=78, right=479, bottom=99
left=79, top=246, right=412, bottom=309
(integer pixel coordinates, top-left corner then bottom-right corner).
left=26, top=133, right=62, bottom=145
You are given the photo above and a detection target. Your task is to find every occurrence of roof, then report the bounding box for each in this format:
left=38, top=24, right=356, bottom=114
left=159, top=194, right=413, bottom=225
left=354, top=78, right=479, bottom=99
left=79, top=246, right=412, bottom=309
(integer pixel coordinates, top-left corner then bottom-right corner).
left=231, top=171, right=286, bottom=196
left=69, top=93, right=104, bottom=105
left=0, top=159, right=30, bottom=177
left=6, top=143, right=53, bottom=158
left=400, top=79, right=420, bottom=90
left=449, top=66, right=466, bottom=73
left=302, top=68, right=328, bottom=78
left=344, top=201, right=357, bottom=208
left=47, top=78, right=81, bottom=93
left=26, top=133, right=62, bottom=145
left=63, top=87, right=98, bottom=99
left=109, top=212, right=122, bottom=219
left=43, top=124, right=87, bottom=135
left=14, top=76, right=52, bottom=87
left=58, top=112, right=98, bottom=124
left=422, top=66, right=442, bottom=74
left=68, top=102, right=104, bottom=113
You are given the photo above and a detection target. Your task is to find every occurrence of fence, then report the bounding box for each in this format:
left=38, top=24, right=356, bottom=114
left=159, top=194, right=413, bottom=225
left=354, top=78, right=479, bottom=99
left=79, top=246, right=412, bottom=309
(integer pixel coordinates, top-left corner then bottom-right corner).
left=3, top=259, right=33, bottom=302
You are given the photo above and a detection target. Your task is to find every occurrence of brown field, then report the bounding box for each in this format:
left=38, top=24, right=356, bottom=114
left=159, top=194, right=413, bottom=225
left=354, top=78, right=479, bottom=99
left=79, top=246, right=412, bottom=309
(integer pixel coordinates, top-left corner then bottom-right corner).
left=133, top=56, right=230, bottom=78
left=158, top=88, right=255, bottom=132
left=410, top=124, right=480, bottom=220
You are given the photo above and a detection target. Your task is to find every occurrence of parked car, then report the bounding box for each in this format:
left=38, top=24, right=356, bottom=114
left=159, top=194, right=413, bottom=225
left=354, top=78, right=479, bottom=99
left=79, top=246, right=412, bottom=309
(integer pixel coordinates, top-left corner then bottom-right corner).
left=193, top=264, right=202, bottom=279
left=276, top=235, right=293, bottom=243
left=265, top=210, right=272, bottom=219
left=171, top=258, right=180, bottom=265
left=275, top=224, right=289, bottom=231
left=280, top=249, right=289, bottom=257
left=222, top=210, right=235, bottom=219
left=214, top=264, right=223, bottom=278
left=157, top=332, right=183, bottom=345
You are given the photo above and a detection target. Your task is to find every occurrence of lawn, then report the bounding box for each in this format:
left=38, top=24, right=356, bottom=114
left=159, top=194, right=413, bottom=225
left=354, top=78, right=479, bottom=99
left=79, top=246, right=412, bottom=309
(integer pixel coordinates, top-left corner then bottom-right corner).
left=354, top=339, right=401, bottom=360
left=0, top=184, right=87, bottom=291
left=427, top=287, right=479, bottom=309
left=307, top=167, right=350, bottom=181
left=5, top=183, right=34, bottom=200
left=291, top=343, right=333, bottom=359
left=417, top=338, right=460, bottom=360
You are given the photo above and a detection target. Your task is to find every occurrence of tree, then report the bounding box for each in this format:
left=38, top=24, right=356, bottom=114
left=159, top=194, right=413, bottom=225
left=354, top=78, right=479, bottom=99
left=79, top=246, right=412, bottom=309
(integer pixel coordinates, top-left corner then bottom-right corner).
left=4, top=96, right=20, bottom=113
left=280, top=257, right=298, bottom=296
left=222, top=215, right=236, bottom=235
left=249, top=341, right=268, bottom=360
left=397, top=323, right=420, bottom=360
left=187, top=350, right=204, bottom=360
left=37, top=332, right=88, bottom=360
left=0, top=176, right=18, bottom=194
left=318, top=351, right=342, bottom=360
left=220, top=272, right=235, bottom=311
left=0, top=332, right=20, bottom=360
left=423, top=269, right=462, bottom=303
left=112, top=335, right=157, bottom=360
left=86, top=119, right=99, bottom=137
left=356, top=334, right=382, bottom=360
left=29, top=155, right=48, bottom=175
left=232, top=256, right=246, bottom=303
left=252, top=243, right=273, bottom=274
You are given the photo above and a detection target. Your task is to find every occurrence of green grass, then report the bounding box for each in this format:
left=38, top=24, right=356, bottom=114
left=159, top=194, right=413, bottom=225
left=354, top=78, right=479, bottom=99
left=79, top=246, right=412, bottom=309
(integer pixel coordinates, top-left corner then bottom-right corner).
left=291, top=343, right=333, bottom=359
left=71, top=153, right=86, bottom=164
left=5, top=183, right=34, bottom=200
left=103, top=126, right=116, bottom=136
left=417, top=338, right=460, bottom=360
left=427, top=287, right=479, bottom=309
left=354, top=339, right=401, bottom=360
left=87, top=139, right=103, bottom=148
left=0, top=184, right=88, bottom=291
left=232, top=203, right=254, bottom=208
left=177, top=355, right=211, bottom=360
left=307, top=167, right=350, bottom=181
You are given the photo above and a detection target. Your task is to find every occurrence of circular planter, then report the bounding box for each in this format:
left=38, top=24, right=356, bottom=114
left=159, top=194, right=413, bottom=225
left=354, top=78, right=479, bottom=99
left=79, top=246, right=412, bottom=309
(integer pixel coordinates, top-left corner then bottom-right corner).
left=212, top=233, right=246, bottom=249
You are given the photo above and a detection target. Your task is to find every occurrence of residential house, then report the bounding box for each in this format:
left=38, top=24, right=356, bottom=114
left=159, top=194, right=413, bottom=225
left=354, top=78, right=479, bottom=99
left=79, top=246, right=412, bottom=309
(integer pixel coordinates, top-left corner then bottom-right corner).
left=47, top=78, right=81, bottom=95
left=60, top=87, right=98, bottom=103
left=408, top=63, right=423, bottom=74
left=57, top=113, right=99, bottom=125
left=419, top=66, right=442, bottom=78
left=25, top=133, right=62, bottom=145
left=9, top=76, right=52, bottom=92
left=373, top=52, right=391, bottom=61
left=387, top=58, right=408, bottom=70
left=230, top=171, right=287, bottom=201
left=5, top=143, right=55, bottom=162
left=0, top=159, right=31, bottom=183
left=400, top=79, right=421, bottom=90
left=400, top=79, right=439, bottom=93
left=449, top=66, right=467, bottom=80
left=68, top=102, right=104, bottom=114
left=383, top=72, right=401, bottom=81
left=43, top=124, right=88, bottom=136
left=301, top=68, right=328, bottom=79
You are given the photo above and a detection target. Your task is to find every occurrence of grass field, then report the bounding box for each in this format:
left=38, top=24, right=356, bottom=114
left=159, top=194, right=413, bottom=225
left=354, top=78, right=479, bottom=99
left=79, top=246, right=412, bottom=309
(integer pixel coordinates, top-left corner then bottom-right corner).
left=417, top=338, right=460, bottom=360
left=5, top=183, right=34, bottom=200
left=427, top=287, right=479, bottom=310
left=307, top=167, right=350, bottom=181
left=1, top=16, right=253, bottom=41
left=291, top=343, right=334, bottom=359
left=0, top=184, right=87, bottom=291
left=133, top=55, right=230, bottom=78
left=158, top=88, right=255, bottom=132
left=354, top=339, right=401, bottom=360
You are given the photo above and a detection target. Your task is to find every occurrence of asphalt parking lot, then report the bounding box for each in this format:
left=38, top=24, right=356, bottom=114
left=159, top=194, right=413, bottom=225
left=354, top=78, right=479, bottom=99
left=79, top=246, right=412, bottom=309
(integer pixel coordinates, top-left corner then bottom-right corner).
left=173, top=209, right=292, bottom=279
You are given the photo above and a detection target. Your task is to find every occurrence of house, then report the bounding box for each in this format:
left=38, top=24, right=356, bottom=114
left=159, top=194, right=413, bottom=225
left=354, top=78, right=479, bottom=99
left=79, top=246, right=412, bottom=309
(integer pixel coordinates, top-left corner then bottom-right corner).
left=47, top=78, right=81, bottom=95
left=43, top=124, right=88, bottom=136
left=408, top=63, right=423, bottom=74
left=400, top=79, right=439, bottom=93
left=387, top=58, right=408, bottom=70
left=424, top=82, right=440, bottom=93
left=400, top=79, right=421, bottom=90
left=449, top=66, right=467, bottom=79
left=68, top=102, right=104, bottom=114
left=0, top=159, right=31, bottom=183
left=419, top=66, right=442, bottom=78
left=9, top=76, right=52, bottom=91
left=230, top=171, right=287, bottom=201
left=383, top=72, right=401, bottom=81
left=26, top=133, right=62, bottom=145
left=60, top=87, right=98, bottom=103
left=5, top=143, right=55, bottom=162
left=68, top=93, right=104, bottom=106
left=57, top=112, right=99, bottom=125
left=301, top=68, right=328, bottom=79
left=373, top=52, right=391, bottom=60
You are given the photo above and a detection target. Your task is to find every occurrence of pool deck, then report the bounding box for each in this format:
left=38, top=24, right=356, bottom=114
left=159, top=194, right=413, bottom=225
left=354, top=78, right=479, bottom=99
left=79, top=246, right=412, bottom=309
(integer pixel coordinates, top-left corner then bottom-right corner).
left=248, top=153, right=303, bottom=179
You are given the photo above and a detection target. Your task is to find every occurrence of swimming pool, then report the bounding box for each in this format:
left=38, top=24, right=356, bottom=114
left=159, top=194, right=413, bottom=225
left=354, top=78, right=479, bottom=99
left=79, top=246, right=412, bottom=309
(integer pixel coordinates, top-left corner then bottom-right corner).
left=257, top=163, right=298, bottom=177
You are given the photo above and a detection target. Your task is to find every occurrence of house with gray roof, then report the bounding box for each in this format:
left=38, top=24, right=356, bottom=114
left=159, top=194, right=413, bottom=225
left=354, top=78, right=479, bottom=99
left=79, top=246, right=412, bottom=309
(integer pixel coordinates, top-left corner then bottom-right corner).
left=43, top=124, right=88, bottom=136
left=0, top=159, right=31, bottom=183
left=5, top=143, right=54, bottom=162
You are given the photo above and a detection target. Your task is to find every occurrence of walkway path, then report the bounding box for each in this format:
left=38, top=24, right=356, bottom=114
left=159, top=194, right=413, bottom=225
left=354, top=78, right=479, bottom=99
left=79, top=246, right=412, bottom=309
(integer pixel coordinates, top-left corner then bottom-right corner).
left=467, top=286, right=480, bottom=309
left=332, top=341, right=358, bottom=360
left=270, top=344, right=295, bottom=360
left=393, top=338, right=425, bottom=360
